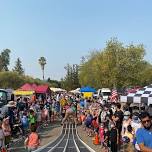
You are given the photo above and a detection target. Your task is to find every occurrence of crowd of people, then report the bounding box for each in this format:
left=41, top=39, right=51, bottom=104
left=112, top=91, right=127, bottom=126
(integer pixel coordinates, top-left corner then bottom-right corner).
left=77, top=97, right=152, bottom=152
left=0, top=95, right=62, bottom=152
left=0, top=93, right=152, bottom=152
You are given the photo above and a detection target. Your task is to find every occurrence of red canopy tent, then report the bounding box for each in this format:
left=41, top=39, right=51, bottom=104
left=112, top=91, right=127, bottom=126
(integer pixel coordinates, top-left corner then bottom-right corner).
left=20, top=83, right=36, bottom=91
left=35, top=85, right=51, bottom=100
left=35, top=85, right=51, bottom=94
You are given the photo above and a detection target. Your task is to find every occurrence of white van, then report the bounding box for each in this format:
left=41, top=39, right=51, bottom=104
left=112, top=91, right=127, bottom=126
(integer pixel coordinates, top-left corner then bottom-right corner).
left=0, top=89, right=9, bottom=118
left=97, top=88, right=111, bottom=101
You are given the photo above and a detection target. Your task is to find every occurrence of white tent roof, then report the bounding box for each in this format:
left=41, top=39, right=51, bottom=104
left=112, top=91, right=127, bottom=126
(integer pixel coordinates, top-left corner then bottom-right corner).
left=50, top=87, right=66, bottom=92
left=69, top=88, right=80, bottom=94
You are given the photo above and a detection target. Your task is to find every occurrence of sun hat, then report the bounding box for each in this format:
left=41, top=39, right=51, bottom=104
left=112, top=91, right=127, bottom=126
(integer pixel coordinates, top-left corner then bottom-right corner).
left=124, top=111, right=131, bottom=116
left=6, top=101, right=16, bottom=107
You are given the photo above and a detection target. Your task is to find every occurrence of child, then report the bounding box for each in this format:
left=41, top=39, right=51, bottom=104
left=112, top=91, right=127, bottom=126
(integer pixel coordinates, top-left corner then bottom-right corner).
left=28, top=109, right=36, bottom=130
left=99, top=123, right=104, bottom=146
left=21, top=112, right=29, bottom=135
left=80, top=112, right=86, bottom=129
left=109, top=123, right=118, bottom=152
left=91, top=117, right=99, bottom=134
left=84, top=113, right=93, bottom=136
left=24, top=125, right=40, bottom=152
left=36, top=109, right=42, bottom=129
left=43, top=106, right=49, bottom=126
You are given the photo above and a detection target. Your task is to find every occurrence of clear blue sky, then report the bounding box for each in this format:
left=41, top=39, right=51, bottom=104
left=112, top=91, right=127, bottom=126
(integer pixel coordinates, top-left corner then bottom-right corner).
left=0, top=0, right=152, bottom=80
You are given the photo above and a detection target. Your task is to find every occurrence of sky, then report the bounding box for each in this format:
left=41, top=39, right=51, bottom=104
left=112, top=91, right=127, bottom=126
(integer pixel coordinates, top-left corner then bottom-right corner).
left=0, top=0, right=152, bottom=80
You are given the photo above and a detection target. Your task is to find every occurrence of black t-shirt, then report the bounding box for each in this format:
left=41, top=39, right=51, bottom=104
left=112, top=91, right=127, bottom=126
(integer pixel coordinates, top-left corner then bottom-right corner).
left=114, top=110, right=124, bottom=128
left=18, top=101, right=26, bottom=111
left=110, top=128, right=117, bottom=142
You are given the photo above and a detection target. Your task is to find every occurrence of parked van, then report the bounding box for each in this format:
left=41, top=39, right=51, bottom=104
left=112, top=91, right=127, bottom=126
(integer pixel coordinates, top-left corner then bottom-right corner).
left=94, top=88, right=111, bottom=101
left=0, top=89, right=8, bottom=105
left=101, top=88, right=111, bottom=101
left=0, top=89, right=12, bottom=118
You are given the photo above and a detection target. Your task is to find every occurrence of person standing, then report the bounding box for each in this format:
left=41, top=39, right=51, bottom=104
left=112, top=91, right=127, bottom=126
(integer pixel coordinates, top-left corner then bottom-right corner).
left=0, top=120, right=5, bottom=150
left=24, top=125, right=40, bottom=152
left=2, top=117, right=11, bottom=147
left=136, top=111, right=152, bottom=152
left=109, top=123, right=118, bottom=152
left=113, top=103, right=124, bottom=143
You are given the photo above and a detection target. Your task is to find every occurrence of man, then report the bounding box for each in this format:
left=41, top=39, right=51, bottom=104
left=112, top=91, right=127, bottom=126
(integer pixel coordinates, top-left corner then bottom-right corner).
left=113, top=103, right=124, bottom=143
left=136, top=111, right=152, bottom=152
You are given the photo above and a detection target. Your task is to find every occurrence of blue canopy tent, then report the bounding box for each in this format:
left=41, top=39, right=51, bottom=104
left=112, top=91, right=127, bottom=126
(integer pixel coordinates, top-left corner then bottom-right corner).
left=80, top=86, right=96, bottom=97
left=80, top=86, right=96, bottom=92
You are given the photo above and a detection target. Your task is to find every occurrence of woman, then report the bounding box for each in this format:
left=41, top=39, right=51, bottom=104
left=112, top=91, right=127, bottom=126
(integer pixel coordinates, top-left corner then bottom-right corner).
left=121, top=111, right=131, bottom=138
left=2, top=117, right=11, bottom=147
left=61, top=103, right=77, bottom=125
left=0, top=120, right=5, bottom=150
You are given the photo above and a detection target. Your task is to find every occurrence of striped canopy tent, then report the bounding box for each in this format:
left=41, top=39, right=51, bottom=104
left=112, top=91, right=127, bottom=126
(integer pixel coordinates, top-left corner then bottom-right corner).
left=120, top=84, right=152, bottom=105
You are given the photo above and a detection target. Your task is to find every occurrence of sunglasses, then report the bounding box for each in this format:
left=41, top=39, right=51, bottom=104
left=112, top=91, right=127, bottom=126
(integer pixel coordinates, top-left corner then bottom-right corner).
left=142, top=120, right=151, bottom=124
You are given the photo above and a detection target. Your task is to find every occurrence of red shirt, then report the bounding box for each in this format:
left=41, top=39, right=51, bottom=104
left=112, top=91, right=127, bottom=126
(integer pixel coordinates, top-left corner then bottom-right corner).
left=92, top=120, right=99, bottom=129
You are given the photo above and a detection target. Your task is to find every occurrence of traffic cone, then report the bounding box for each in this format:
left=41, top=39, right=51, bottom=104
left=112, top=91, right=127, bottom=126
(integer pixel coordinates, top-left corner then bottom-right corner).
left=93, top=134, right=100, bottom=145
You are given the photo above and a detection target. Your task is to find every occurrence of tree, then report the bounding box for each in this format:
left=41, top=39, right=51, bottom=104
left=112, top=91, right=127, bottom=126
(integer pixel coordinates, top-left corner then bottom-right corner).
left=13, top=58, right=24, bottom=75
left=61, top=64, right=80, bottom=91
left=47, top=77, right=61, bottom=88
left=79, top=38, right=148, bottom=89
left=38, top=57, right=47, bottom=80
left=0, top=49, right=11, bottom=71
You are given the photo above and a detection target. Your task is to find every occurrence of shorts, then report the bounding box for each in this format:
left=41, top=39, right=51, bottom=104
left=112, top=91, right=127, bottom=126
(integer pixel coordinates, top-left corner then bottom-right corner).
left=85, top=121, right=91, bottom=128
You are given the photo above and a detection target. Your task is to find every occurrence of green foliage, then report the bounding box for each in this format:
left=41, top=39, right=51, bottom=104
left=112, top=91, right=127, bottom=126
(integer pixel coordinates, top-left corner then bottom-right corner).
left=0, top=49, right=11, bottom=71
left=38, top=57, right=47, bottom=80
left=79, top=38, right=152, bottom=89
left=0, top=71, right=47, bottom=89
left=0, top=72, right=23, bottom=89
left=13, top=58, right=24, bottom=75
left=61, top=64, right=80, bottom=91
left=47, top=77, right=61, bottom=88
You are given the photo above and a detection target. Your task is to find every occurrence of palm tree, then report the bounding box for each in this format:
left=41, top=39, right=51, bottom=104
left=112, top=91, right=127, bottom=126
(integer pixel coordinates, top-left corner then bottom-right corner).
left=38, top=57, right=46, bottom=80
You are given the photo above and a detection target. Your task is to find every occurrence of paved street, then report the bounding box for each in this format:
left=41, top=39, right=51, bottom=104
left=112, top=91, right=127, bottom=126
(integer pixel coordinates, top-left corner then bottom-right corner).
left=10, top=122, right=61, bottom=152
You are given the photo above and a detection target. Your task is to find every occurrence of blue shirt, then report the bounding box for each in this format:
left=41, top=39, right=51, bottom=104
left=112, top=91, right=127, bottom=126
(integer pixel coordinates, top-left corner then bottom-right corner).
left=136, top=128, right=152, bottom=148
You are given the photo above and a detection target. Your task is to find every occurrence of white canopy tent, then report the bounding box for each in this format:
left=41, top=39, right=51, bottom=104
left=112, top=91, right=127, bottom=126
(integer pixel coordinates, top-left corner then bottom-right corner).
left=50, top=87, right=66, bottom=93
left=69, top=88, right=81, bottom=94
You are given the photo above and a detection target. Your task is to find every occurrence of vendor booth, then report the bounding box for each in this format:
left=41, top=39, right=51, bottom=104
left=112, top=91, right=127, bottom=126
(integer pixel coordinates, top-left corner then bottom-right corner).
left=14, top=90, right=35, bottom=96
left=69, top=88, right=80, bottom=94
left=120, top=84, right=152, bottom=106
left=14, top=83, right=36, bottom=98
left=80, top=86, right=96, bottom=98
left=35, top=85, right=51, bottom=100
left=50, top=87, right=66, bottom=93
